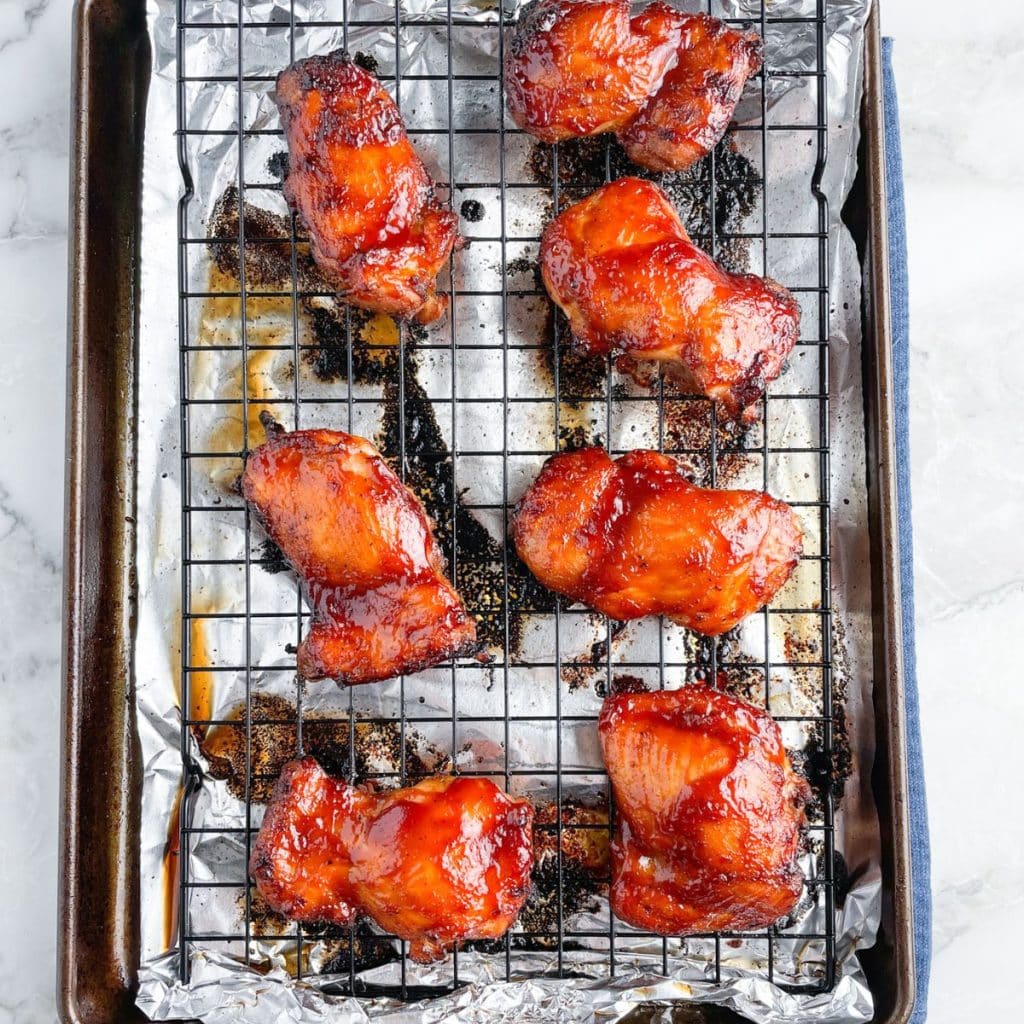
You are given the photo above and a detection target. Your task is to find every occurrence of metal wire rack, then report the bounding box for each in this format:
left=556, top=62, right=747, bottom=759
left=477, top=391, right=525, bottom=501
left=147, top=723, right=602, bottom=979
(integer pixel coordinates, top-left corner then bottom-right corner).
left=175, top=0, right=837, bottom=1004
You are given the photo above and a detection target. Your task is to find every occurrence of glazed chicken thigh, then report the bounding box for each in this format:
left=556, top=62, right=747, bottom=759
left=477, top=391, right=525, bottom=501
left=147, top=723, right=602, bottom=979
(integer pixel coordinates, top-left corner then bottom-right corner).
left=541, top=177, right=800, bottom=421
left=540, top=177, right=802, bottom=419
left=599, top=686, right=809, bottom=934
left=251, top=758, right=534, bottom=962
left=513, top=447, right=801, bottom=635
left=504, top=0, right=684, bottom=143
left=276, top=52, right=459, bottom=323
left=617, top=12, right=762, bottom=172
left=242, top=423, right=477, bottom=684
left=505, top=0, right=761, bottom=172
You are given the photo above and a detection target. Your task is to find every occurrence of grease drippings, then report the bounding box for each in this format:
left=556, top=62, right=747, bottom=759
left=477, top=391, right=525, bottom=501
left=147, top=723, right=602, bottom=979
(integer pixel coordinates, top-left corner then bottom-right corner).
left=161, top=796, right=182, bottom=953
left=187, top=607, right=218, bottom=731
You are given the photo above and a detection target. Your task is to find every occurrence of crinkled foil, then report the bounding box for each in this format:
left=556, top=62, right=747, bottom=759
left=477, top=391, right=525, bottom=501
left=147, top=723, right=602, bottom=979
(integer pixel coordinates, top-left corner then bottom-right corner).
left=134, top=1, right=878, bottom=1021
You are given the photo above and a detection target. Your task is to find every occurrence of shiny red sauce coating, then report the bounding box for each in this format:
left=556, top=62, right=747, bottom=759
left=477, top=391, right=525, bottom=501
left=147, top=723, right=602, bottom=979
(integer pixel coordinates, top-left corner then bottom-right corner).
left=276, top=52, right=460, bottom=323
left=513, top=447, right=802, bottom=636
left=250, top=758, right=535, bottom=962
left=242, top=428, right=477, bottom=684
left=599, top=686, right=809, bottom=934
left=505, top=0, right=761, bottom=172
left=617, top=12, right=763, bottom=172
left=540, top=176, right=801, bottom=421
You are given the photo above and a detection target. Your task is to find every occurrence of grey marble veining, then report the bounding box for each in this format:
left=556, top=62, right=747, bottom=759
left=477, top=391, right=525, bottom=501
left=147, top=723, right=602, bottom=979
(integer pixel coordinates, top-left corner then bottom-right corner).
left=0, top=1, right=1019, bottom=1022
left=0, top=0, right=71, bottom=1022
left=883, top=2, right=1024, bottom=1020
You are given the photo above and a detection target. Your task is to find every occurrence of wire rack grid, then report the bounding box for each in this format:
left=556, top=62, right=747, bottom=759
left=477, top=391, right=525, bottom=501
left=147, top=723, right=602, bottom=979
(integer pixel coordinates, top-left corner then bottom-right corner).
left=174, top=0, right=837, bottom=1004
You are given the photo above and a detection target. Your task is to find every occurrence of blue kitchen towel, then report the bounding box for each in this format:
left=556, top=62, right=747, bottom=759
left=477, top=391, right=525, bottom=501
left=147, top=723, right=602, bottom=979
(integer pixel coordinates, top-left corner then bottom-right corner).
left=881, top=37, right=931, bottom=1024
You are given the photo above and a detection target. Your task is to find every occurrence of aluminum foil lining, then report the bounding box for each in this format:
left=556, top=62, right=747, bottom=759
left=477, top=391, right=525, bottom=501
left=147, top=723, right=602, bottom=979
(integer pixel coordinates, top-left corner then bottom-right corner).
left=134, top=0, right=879, bottom=1021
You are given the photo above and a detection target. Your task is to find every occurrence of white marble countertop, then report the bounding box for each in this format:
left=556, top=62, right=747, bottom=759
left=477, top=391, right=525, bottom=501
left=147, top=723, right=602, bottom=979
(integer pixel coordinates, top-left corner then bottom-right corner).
left=0, top=1, right=1020, bottom=1021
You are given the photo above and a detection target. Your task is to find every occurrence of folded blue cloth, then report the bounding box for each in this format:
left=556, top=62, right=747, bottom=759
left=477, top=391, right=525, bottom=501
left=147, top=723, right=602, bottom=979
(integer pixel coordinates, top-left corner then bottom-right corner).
left=881, top=37, right=931, bottom=1024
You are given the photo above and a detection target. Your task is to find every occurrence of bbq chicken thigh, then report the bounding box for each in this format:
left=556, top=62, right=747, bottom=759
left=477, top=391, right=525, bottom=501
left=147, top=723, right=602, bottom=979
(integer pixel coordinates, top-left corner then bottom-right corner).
left=513, top=448, right=801, bottom=636
left=242, top=424, right=477, bottom=684
left=617, top=12, right=763, bottom=173
left=276, top=52, right=459, bottom=323
left=599, top=686, right=809, bottom=934
left=505, top=0, right=761, bottom=172
left=541, top=177, right=800, bottom=421
left=251, top=758, right=534, bottom=962
left=505, top=0, right=683, bottom=144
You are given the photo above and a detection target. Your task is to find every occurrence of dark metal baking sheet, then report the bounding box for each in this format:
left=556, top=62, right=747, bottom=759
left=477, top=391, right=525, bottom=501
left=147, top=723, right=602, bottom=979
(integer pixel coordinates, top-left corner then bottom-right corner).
left=58, top=2, right=914, bottom=1020
left=60, top=1, right=149, bottom=1021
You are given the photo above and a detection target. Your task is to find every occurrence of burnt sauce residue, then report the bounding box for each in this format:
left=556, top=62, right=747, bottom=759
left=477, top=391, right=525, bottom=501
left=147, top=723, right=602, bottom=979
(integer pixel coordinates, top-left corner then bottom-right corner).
left=257, top=537, right=290, bottom=574
left=529, top=135, right=760, bottom=271
left=376, top=366, right=557, bottom=653
left=317, top=921, right=402, bottom=977
left=209, top=184, right=556, bottom=655
left=522, top=134, right=760, bottom=407
left=462, top=798, right=610, bottom=953
left=200, top=694, right=445, bottom=802
left=459, top=198, right=486, bottom=223
left=210, top=186, right=324, bottom=291
left=208, top=694, right=612, bottom=953
left=563, top=619, right=628, bottom=693
left=248, top=891, right=402, bottom=976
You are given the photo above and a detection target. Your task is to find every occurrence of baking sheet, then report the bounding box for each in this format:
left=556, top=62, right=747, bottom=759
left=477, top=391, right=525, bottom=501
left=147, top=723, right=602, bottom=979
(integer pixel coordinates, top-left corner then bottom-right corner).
left=133, top=1, right=880, bottom=1021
